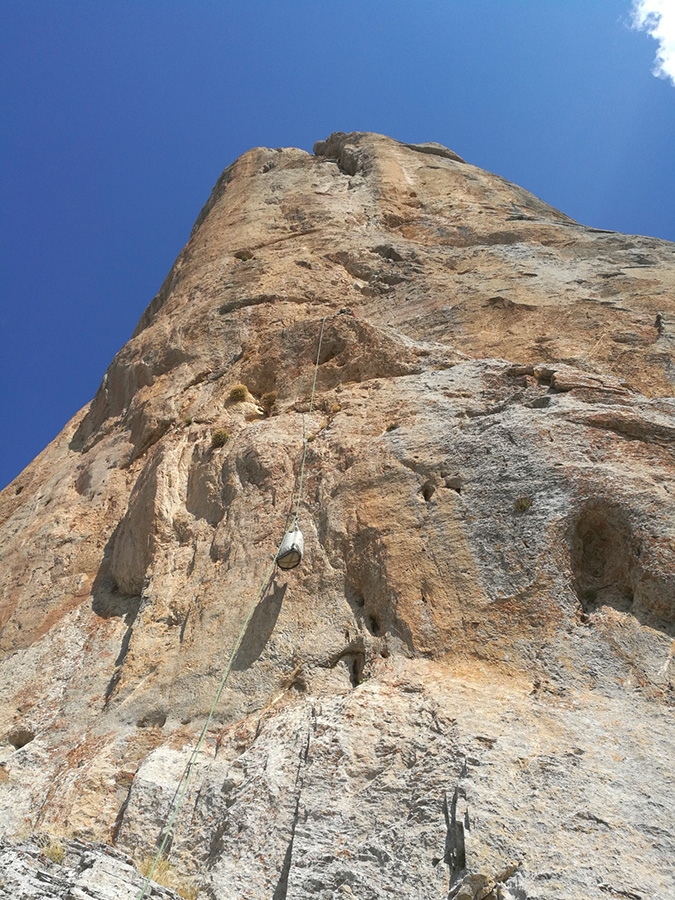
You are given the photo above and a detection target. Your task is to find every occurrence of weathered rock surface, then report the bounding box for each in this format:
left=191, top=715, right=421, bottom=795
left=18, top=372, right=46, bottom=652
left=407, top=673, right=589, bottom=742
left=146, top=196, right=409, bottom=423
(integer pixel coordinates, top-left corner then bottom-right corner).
left=1, top=132, right=674, bottom=899
left=0, top=835, right=184, bottom=898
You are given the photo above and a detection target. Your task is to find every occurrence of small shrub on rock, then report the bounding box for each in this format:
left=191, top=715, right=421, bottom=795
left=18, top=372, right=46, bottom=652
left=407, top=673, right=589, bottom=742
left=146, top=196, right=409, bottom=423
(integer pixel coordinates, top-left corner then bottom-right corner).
left=260, top=391, right=278, bottom=416
left=211, top=429, right=230, bottom=448
left=229, top=383, right=249, bottom=403
left=514, top=496, right=532, bottom=512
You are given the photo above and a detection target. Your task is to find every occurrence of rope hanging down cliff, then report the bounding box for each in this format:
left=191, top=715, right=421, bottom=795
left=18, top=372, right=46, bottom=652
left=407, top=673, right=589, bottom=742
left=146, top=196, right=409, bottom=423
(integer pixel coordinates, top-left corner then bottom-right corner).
left=136, top=316, right=327, bottom=900
left=294, top=315, right=326, bottom=528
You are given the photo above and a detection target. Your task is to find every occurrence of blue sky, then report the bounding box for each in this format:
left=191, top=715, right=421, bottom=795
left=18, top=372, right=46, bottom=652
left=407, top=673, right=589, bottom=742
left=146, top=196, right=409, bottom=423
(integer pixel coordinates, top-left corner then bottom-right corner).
left=1, top=1, right=674, bottom=489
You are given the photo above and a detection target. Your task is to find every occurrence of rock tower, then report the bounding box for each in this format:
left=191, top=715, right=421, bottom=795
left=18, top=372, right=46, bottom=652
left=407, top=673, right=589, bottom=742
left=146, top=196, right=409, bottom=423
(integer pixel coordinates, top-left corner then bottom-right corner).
left=1, top=132, right=674, bottom=899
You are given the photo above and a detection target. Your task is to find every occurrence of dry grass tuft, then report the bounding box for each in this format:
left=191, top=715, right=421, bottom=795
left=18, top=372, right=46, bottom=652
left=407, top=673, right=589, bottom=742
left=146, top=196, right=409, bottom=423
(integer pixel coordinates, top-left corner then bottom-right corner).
left=320, top=396, right=341, bottom=418
left=43, top=838, right=65, bottom=865
left=279, top=661, right=306, bottom=692
left=229, top=383, right=250, bottom=402
left=211, top=428, right=230, bottom=448
left=136, top=855, right=199, bottom=900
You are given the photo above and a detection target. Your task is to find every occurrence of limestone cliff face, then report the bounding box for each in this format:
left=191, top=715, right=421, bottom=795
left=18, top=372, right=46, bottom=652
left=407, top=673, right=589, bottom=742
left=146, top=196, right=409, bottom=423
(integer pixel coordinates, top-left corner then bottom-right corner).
left=0, top=132, right=674, bottom=900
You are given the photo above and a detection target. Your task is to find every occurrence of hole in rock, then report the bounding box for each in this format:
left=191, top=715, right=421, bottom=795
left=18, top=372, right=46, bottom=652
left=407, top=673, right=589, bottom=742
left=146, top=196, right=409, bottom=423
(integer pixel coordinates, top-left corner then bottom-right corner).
left=570, top=502, right=634, bottom=615
left=136, top=711, right=167, bottom=729
left=345, top=652, right=366, bottom=688
left=345, top=586, right=366, bottom=612
left=372, top=244, right=404, bottom=262
left=8, top=728, right=35, bottom=749
left=344, top=551, right=413, bottom=651
left=421, top=481, right=436, bottom=502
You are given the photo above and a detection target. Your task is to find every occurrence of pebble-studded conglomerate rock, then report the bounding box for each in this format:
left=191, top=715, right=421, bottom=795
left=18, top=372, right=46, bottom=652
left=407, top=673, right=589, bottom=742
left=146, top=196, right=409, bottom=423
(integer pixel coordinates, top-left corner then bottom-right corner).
left=1, top=132, right=674, bottom=900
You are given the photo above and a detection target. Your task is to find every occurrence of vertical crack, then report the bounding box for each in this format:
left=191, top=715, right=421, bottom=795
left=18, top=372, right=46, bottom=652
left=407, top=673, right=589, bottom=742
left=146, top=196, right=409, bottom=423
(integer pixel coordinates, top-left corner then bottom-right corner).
left=300, top=730, right=310, bottom=766
left=443, top=784, right=466, bottom=885
left=273, top=721, right=312, bottom=899
left=272, top=794, right=301, bottom=900
left=111, top=784, right=133, bottom=844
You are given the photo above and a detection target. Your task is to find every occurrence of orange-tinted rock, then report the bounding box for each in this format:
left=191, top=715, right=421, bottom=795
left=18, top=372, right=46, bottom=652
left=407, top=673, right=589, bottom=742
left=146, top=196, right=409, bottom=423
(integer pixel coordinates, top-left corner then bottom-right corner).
left=0, top=133, right=673, bottom=899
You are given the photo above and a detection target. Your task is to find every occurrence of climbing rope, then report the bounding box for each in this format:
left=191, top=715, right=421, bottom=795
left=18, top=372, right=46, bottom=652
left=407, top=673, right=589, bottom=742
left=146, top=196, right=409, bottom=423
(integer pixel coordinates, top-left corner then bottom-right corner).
left=292, top=315, right=326, bottom=527
left=136, top=315, right=327, bottom=900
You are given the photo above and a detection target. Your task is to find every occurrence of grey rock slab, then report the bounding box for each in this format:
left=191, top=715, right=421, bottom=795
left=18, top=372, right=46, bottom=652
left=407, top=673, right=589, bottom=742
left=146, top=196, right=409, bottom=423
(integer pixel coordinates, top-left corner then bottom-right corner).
left=0, top=837, right=181, bottom=899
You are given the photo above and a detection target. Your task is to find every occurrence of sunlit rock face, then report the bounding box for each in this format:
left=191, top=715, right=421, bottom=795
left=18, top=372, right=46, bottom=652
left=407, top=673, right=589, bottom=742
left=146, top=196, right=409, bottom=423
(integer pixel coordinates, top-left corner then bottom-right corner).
left=1, top=132, right=674, bottom=900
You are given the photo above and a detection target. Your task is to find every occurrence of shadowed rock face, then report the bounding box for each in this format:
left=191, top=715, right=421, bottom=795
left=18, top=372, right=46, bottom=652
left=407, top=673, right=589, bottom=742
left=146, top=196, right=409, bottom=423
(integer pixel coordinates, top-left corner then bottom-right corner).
left=0, top=132, right=674, bottom=900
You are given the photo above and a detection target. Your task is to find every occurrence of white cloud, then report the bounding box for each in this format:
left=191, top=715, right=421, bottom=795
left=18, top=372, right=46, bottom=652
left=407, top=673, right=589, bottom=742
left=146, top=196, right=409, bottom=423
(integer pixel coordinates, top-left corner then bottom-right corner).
left=632, top=0, right=675, bottom=86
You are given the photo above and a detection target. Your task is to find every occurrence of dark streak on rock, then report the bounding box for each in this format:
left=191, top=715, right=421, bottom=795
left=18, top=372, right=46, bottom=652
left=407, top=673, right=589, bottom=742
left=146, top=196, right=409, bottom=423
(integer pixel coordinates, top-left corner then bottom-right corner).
left=444, top=785, right=466, bottom=885
left=273, top=792, right=302, bottom=898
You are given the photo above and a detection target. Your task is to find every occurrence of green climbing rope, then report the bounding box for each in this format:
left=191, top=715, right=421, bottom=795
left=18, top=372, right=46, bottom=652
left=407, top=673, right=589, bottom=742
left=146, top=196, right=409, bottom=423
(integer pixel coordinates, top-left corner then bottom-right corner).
left=136, top=315, right=327, bottom=900
left=293, top=315, right=326, bottom=526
